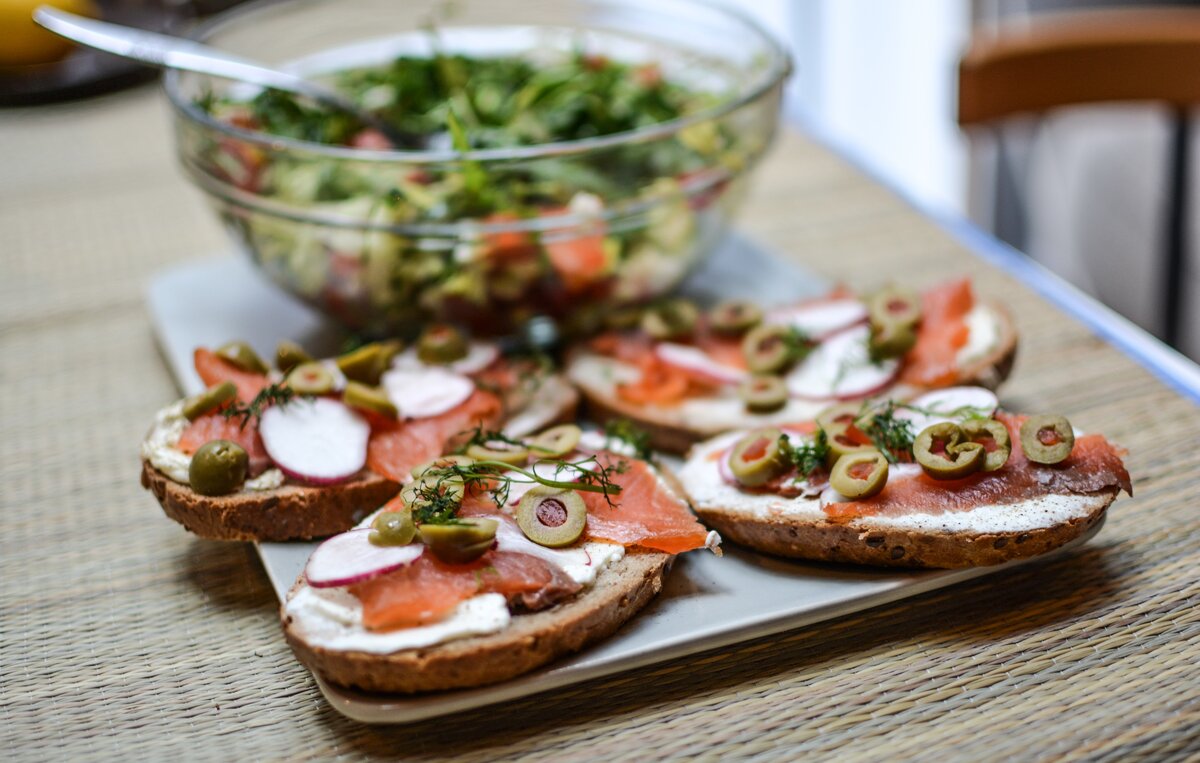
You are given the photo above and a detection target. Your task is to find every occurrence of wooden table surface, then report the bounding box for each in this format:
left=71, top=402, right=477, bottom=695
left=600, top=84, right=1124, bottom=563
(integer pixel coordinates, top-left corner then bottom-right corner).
left=3, top=85, right=1199, bottom=761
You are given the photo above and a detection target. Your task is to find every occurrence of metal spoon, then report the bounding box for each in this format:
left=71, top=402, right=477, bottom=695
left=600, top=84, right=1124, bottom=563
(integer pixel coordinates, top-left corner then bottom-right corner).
left=33, top=6, right=416, bottom=148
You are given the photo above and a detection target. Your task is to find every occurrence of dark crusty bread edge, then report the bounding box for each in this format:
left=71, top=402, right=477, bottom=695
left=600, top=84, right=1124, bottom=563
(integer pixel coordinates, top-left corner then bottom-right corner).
left=142, top=374, right=580, bottom=542
left=693, top=488, right=1115, bottom=569
left=281, top=549, right=672, bottom=694
left=571, top=300, right=1019, bottom=454
left=141, top=461, right=400, bottom=542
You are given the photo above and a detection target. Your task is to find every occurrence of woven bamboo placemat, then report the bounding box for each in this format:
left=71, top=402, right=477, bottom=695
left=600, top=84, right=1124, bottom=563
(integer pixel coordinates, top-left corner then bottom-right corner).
left=2, top=88, right=1198, bottom=761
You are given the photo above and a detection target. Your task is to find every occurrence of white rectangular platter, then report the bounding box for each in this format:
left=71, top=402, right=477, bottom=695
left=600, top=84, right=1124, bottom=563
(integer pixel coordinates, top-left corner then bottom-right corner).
left=146, top=234, right=1102, bottom=724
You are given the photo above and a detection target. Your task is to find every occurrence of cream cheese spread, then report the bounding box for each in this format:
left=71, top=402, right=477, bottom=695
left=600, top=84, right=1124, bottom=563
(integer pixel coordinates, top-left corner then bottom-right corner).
left=680, top=433, right=1098, bottom=535
left=286, top=539, right=626, bottom=653
left=140, top=400, right=284, bottom=491
left=956, top=304, right=1000, bottom=366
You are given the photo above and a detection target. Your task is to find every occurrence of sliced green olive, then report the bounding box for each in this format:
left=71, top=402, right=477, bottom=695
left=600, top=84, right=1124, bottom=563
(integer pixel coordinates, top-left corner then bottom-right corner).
left=728, top=428, right=789, bottom=487
left=738, top=375, right=788, bottom=413
left=869, top=322, right=918, bottom=360
left=343, top=381, right=398, bottom=419
left=336, top=341, right=403, bottom=385
left=216, top=341, right=268, bottom=374
left=962, top=418, right=1012, bottom=472
left=641, top=299, right=699, bottom=340
left=816, top=403, right=875, bottom=465
left=466, top=441, right=530, bottom=466
left=829, top=450, right=889, bottom=499
left=529, top=424, right=583, bottom=459
left=417, top=324, right=469, bottom=364
left=274, top=340, right=313, bottom=374
left=823, top=419, right=879, bottom=465
left=709, top=300, right=763, bottom=335
left=603, top=305, right=644, bottom=331
left=815, top=402, right=863, bottom=434
left=914, top=422, right=985, bottom=479
left=1020, top=414, right=1075, bottom=465
left=188, top=439, right=248, bottom=496
left=419, top=518, right=498, bottom=564
left=182, top=381, right=237, bottom=421
left=867, top=285, right=922, bottom=328
left=742, top=325, right=798, bottom=374
left=516, top=486, right=588, bottom=547
left=285, top=362, right=335, bottom=395
left=410, top=454, right=476, bottom=480
left=369, top=507, right=417, bottom=546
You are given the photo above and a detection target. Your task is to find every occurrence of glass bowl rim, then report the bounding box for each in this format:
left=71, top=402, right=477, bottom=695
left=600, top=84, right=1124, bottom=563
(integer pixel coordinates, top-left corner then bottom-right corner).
left=162, top=0, right=792, bottom=165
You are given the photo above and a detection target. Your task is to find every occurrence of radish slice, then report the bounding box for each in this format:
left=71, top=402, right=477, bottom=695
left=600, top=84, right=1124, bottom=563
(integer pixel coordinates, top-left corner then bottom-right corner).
left=786, top=325, right=899, bottom=400
left=896, top=386, right=999, bottom=434
left=765, top=299, right=868, bottom=339
left=655, top=343, right=748, bottom=385
left=381, top=367, right=475, bottom=419
left=305, top=529, right=424, bottom=588
left=259, top=398, right=370, bottom=485
left=390, top=343, right=500, bottom=375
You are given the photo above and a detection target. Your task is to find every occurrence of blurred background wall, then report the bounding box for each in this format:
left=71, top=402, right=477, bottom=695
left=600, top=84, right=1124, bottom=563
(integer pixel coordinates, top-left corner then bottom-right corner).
left=722, top=0, right=1200, bottom=362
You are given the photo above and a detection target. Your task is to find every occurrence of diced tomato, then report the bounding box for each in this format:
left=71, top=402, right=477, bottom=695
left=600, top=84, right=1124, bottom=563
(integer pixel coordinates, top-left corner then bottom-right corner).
left=545, top=232, right=611, bottom=293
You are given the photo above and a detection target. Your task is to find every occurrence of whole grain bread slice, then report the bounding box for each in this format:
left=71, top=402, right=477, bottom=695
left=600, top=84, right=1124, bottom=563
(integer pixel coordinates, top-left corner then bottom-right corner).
left=281, top=549, right=671, bottom=693
left=692, top=490, right=1115, bottom=569
left=568, top=301, right=1018, bottom=454
left=142, top=373, right=580, bottom=542
left=141, top=462, right=400, bottom=542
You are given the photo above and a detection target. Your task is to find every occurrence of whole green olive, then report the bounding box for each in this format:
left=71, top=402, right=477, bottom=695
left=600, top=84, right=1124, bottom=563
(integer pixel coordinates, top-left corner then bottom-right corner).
left=419, top=518, right=499, bottom=564
left=188, top=439, right=249, bottom=496
left=216, top=341, right=268, bottom=374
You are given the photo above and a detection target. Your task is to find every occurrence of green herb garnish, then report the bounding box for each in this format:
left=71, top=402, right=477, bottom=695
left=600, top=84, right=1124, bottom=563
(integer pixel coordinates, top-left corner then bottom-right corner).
left=411, top=455, right=625, bottom=524
left=855, top=401, right=915, bottom=463
left=603, top=419, right=653, bottom=461
left=222, top=383, right=299, bottom=430
left=779, top=430, right=829, bottom=479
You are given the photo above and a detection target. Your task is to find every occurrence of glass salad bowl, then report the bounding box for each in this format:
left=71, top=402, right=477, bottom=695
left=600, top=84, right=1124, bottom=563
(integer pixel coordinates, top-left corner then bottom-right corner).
left=165, top=0, right=790, bottom=337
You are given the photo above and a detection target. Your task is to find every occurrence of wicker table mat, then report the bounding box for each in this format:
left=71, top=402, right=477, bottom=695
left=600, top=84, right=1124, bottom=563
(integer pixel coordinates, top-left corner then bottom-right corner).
left=3, top=88, right=1198, bottom=761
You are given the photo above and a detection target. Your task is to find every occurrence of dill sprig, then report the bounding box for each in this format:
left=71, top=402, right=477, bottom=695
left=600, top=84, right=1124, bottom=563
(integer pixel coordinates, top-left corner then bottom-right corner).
left=222, top=383, right=297, bottom=430
left=779, top=430, right=829, bottom=478
left=603, top=419, right=653, bottom=461
left=411, top=455, right=627, bottom=524
left=855, top=401, right=915, bottom=463
left=454, top=425, right=529, bottom=454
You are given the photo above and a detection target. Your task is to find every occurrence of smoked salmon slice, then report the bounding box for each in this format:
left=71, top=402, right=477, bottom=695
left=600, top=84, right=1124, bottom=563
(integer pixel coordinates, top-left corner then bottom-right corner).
left=823, top=412, right=1131, bottom=520
left=900, top=278, right=975, bottom=387
left=365, top=389, right=502, bottom=482
left=194, top=347, right=270, bottom=404
left=350, top=551, right=580, bottom=631
left=176, top=412, right=272, bottom=475
left=580, top=455, right=711, bottom=553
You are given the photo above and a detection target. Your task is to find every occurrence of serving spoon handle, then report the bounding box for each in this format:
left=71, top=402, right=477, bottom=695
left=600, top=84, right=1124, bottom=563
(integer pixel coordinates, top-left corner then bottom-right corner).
left=33, top=6, right=414, bottom=148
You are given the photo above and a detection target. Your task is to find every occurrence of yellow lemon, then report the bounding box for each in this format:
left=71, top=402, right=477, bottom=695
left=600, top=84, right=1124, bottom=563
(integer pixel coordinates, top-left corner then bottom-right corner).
left=0, top=0, right=99, bottom=67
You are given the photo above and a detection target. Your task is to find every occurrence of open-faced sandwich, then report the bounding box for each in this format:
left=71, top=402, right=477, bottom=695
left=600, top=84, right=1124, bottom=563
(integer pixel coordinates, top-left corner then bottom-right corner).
left=281, top=423, right=718, bottom=693
left=140, top=326, right=579, bottom=541
left=677, top=386, right=1131, bottom=568
left=567, top=278, right=1017, bottom=452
